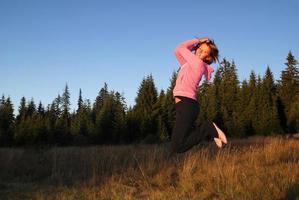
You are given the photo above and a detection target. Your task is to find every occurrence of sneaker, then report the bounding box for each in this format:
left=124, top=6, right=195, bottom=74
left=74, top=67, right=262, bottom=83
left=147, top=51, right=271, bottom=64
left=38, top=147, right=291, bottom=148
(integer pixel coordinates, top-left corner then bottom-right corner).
left=212, top=122, right=228, bottom=146
left=213, top=137, right=222, bottom=148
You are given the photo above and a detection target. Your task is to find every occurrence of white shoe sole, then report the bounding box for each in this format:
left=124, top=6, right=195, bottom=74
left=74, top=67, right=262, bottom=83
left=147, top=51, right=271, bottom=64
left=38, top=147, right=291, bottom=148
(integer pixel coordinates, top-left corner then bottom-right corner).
left=213, top=137, right=222, bottom=148
left=212, top=122, right=228, bottom=145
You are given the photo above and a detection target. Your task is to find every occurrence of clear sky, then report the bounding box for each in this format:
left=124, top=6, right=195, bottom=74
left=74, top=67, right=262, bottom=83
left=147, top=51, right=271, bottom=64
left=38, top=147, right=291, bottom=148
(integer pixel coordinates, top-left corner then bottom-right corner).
left=1, top=0, right=298, bottom=115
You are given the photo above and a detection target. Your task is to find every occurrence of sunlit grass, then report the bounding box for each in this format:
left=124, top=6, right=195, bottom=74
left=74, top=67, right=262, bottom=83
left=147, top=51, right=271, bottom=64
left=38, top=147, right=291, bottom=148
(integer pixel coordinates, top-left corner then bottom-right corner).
left=0, top=135, right=298, bottom=200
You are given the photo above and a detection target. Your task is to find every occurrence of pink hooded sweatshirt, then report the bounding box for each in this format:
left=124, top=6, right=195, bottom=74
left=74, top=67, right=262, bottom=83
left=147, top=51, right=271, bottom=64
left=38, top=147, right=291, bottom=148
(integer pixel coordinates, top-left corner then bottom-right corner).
left=173, top=38, right=214, bottom=101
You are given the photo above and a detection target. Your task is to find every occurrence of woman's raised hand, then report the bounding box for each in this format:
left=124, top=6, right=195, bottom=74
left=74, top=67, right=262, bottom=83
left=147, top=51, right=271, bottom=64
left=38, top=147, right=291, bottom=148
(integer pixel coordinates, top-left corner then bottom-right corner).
left=197, top=37, right=210, bottom=44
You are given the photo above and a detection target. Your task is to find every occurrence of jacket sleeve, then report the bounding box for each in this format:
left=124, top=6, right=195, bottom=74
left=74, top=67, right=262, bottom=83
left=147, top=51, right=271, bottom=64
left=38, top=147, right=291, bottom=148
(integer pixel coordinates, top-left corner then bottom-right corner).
left=204, top=65, right=214, bottom=81
left=174, top=38, right=200, bottom=66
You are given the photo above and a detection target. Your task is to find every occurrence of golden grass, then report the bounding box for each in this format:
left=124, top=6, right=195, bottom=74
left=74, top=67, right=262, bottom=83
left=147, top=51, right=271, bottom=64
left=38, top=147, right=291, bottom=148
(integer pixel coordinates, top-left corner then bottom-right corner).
left=0, top=136, right=298, bottom=200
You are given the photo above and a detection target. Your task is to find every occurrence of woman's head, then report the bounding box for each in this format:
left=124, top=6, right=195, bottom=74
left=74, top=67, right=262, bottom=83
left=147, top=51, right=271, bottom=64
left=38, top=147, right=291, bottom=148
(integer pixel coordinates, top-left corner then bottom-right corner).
left=194, top=39, right=219, bottom=65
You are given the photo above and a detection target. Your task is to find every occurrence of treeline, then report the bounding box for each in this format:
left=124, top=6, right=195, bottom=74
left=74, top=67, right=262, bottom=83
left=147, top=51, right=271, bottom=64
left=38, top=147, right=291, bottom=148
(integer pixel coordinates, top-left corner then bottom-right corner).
left=0, top=51, right=298, bottom=146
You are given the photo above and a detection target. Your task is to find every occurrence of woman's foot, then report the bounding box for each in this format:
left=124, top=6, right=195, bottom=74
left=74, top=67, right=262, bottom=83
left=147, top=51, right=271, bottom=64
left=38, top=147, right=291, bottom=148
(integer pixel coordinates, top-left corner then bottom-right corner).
left=212, top=122, right=227, bottom=147
left=213, top=137, right=222, bottom=148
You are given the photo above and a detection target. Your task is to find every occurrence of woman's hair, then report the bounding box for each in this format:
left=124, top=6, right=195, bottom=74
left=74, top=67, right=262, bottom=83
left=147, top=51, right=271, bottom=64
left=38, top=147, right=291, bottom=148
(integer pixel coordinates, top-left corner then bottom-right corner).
left=192, top=38, right=219, bottom=64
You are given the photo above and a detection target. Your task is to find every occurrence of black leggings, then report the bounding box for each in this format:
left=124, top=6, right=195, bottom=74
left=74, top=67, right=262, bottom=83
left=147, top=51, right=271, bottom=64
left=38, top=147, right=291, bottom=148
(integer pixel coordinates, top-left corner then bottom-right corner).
left=170, top=96, right=218, bottom=155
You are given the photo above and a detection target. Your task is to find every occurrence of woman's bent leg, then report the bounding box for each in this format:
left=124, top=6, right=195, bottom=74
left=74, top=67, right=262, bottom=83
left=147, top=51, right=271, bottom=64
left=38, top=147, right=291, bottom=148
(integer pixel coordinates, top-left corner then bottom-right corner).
left=175, top=119, right=219, bottom=153
left=170, top=97, right=199, bottom=155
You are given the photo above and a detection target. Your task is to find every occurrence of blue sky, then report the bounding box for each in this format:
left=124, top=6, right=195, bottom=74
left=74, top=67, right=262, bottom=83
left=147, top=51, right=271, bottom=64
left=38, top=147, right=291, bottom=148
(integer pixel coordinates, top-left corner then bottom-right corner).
left=1, top=0, right=298, bottom=115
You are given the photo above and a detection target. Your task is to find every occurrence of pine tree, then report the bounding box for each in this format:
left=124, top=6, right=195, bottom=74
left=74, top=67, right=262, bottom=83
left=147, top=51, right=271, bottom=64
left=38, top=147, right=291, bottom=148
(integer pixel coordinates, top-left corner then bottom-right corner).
left=288, top=95, right=299, bottom=132
left=234, top=79, right=252, bottom=137
left=203, top=64, right=224, bottom=128
left=217, top=59, right=240, bottom=136
left=133, top=74, right=158, bottom=141
left=93, top=91, right=127, bottom=144
left=0, top=95, right=4, bottom=104
left=258, top=66, right=283, bottom=135
left=77, top=88, right=83, bottom=113
left=72, top=88, right=84, bottom=136
left=14, top=97, right=45, bottom=145
left=152, top=89, right=168, bottom=142
left=14, top=97, right=27, bottom=144
left=34, top=101, right=47, bottom=145
left=37, top=101, right=45, bottom=116
left=112, top=91, right=127, bottom=144
left=0, top=95, right=15, bottom=146
left=164, top=71, right=177, bottom=140
left=92, top=82, right=108, bottom=123
left=27, top=98, right=36, bottom=117
left=84, top=99, right=94, bottom=137
left=72, top=97, right=94, bottom=145
left=92, top=83, right=109, bottom=144
left=62, top=84, right=71, bottom=117
left=71, top=89, right=92, bottom=144
left=277, top=51, right=299, bottom=132
left=14, top=97, right=32, bottom=145
left=54, top=94, right=62, bottom=117
left=16, top=97, right=27, bottom=125
left=251, top=75, right=265, bottom=135
left=125, top=106, right=139, bottom=143
left=197, top=80, right=213, bottom=124
left=245, top=71, right=258, bottom=136
left=58, top=84, right=72, bottom=144
left=45, top=99, right=60, bottom=145
left=45, top=93, right=67, bottom=145
left=26, top=98, right=40, bottom=144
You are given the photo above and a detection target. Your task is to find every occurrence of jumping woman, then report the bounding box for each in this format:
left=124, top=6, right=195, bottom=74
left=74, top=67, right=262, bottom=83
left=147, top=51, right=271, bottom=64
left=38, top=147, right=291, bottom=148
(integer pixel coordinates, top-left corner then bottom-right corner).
left=169, top=37, right=228, bottom=156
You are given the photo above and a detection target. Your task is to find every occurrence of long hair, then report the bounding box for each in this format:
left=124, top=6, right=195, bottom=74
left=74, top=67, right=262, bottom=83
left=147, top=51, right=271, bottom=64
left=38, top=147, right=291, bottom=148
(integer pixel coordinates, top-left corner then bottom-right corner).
left=193, top=37, right=219, bottom=65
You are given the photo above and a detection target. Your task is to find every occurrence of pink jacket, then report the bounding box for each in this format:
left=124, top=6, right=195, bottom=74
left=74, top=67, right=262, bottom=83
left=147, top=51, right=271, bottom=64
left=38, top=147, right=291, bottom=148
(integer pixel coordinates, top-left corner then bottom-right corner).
left=173, top=38, right=214, bottom=101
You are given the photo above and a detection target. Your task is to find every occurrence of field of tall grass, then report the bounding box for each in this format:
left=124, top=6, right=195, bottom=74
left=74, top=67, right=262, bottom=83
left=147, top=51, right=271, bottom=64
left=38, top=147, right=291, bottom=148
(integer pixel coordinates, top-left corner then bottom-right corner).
left=0, top=135, right=298, bottom=200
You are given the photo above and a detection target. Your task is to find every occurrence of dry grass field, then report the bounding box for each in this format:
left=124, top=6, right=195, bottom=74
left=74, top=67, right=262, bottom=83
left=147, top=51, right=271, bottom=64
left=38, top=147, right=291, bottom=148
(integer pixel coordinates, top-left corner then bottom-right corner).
left=0, top=135, right=298, bottom=200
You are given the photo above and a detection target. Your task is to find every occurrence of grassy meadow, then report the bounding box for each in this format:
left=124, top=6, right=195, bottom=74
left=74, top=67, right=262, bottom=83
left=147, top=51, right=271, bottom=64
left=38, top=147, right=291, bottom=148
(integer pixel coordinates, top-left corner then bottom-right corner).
left=0, top=135, right=298, bottom=200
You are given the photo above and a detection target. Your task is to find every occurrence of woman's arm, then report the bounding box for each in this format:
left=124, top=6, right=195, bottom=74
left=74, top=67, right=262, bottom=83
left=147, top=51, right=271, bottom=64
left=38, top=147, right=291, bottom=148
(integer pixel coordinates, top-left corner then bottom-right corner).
left=174, top=38, right=214, bottom=81
left=204, top=65, right=214, bottom=81
left=174, top=37, right=210, bottom=65
left=174, top=38, right=200, bottom=65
